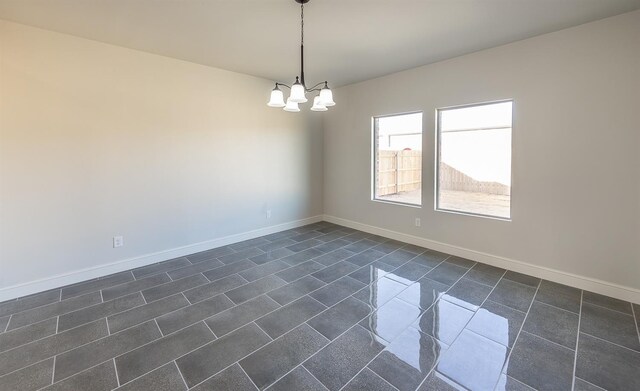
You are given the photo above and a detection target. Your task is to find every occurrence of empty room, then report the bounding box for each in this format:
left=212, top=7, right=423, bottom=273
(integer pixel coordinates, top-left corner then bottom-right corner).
left=0, top=1, right=639, bottom=390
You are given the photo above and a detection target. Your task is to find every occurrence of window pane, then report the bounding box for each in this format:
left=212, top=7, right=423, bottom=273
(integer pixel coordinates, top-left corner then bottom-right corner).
left=437, top=101, right=512, bottom=218
left=373, top=112, right=422, bottom=206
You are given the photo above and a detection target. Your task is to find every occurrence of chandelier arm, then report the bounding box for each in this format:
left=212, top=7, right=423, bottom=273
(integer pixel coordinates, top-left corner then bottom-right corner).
left=305, top=81, right=327, bottom=92
left=275, top=83, right=292, bottom=89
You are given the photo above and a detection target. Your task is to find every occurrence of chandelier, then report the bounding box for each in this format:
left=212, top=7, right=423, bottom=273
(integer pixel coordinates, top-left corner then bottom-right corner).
left=267, top=0, right=335, bottom=112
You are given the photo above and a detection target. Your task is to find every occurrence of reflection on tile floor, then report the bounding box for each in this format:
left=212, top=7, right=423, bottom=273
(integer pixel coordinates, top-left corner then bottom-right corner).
left=0, top=222, right=638, bottom=390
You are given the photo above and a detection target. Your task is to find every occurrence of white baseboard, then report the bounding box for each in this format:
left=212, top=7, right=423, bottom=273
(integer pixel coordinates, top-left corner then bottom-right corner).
left=0, top=215, right=323, bottom=302
left=323, top=215, right=640, bottom=305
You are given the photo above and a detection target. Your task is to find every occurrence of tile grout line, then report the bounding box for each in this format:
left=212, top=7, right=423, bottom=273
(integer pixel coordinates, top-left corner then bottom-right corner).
left=173, top=360, right=189, bottom=390
left=368, top=368, right=401, bottom=391
left=579, top=330, right=640, bottom=353
left=571, top=290, right=584, bottom=391
left=517, top=329, right=576, bottom=351
left=153, top=318, right=164, bottom=337
left=532, top=296, right=581, bottom=316
left=481, top=299, right=527, bottom=315
left=181, top=291, right=193, bottom=306
left=505, top=376, right=535, bottom=391
left=582, top=300, right=636, bottom=317
left=304, top=294, right=330, bottom=309
left=494, top=279, right=542, bottom=391
left=35, top=359, right=117, bottom=390
left=632, top=303, right=640, bottom=345
left=300, top=366, right=331, bottom=391
left=140, top=273, right=212, bottom=303
left=251, top=321, right=273, bottom=341
left=203, top=320, right=217, bottom=339
left=113, top=358, right=120, bottom=387
left=0, top=357, right=53, bottom=384
left=575, top=376, right=607, bottom=391
left=51, top=355, right=56, bottom=386
left=237, top=362, right=261, bottom=391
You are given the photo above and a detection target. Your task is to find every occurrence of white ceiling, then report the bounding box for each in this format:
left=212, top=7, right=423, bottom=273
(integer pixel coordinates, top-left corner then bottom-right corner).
left=1, top=0, right=639, bottom=87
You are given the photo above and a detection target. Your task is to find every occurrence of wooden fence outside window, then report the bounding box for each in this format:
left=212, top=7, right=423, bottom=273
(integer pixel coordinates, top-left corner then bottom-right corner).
left=375, top=150, right=510, bottom=197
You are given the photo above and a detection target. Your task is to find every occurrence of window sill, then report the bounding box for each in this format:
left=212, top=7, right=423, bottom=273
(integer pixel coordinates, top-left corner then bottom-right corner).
left=435, top=207, right=511, bottom=221
left=371, top=198, right=422, bottom=209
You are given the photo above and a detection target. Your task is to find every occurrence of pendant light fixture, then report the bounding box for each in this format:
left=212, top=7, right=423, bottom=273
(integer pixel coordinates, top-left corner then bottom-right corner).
left=267, top=0, right=335, bottom=112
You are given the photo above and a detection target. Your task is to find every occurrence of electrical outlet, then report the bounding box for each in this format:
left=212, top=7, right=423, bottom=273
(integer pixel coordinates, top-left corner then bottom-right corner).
left=113, top=236, right=124, bottom=248
left=266, top=210, right=272, bottom=219
left=415, top=218, right=421, bottom=227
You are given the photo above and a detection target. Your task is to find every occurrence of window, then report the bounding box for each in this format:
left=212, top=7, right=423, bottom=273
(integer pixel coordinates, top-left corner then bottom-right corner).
left=436, top=101, right=512, bottom=219
left=373, top=112, right=423, bottom=206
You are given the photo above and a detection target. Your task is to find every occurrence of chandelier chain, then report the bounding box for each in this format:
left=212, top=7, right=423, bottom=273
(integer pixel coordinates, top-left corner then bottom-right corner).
left=301, top=2, right=304, bottom=45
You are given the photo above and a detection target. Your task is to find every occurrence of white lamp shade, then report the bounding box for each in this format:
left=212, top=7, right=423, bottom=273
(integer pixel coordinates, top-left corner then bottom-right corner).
left=319, top=87, right=335, bottom=106
left=283, top=98, right=300, bottom=112
left=289, top=83, right=308, bottom=103
left=310, top=96, right=328, bottom=111
left=267, top=89, right=286, bottom=107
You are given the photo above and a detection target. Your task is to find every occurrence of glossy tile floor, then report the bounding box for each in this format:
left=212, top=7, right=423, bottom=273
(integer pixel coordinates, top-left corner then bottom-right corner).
left=0, top=222, right=638, bottom=391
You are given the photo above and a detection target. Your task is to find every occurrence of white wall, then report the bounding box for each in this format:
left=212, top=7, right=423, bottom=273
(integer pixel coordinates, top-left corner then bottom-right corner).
left=0, top=21, right=323, bottom=296
left=323, top=11, right=640, bottom=298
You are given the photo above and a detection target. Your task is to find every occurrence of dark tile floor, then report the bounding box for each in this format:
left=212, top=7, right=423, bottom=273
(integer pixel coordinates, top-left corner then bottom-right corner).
left=0, top=222, right=638, bottom=391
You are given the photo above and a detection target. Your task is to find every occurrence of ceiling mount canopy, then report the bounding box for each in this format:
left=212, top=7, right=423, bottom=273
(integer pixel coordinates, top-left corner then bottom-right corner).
left=267, top=0, right=335, bottom=112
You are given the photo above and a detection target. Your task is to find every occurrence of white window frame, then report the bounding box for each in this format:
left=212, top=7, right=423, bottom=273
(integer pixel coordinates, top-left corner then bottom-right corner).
left=371, top=111, right=423, bottom=208
left=435, top=100, right=513, bottom=220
